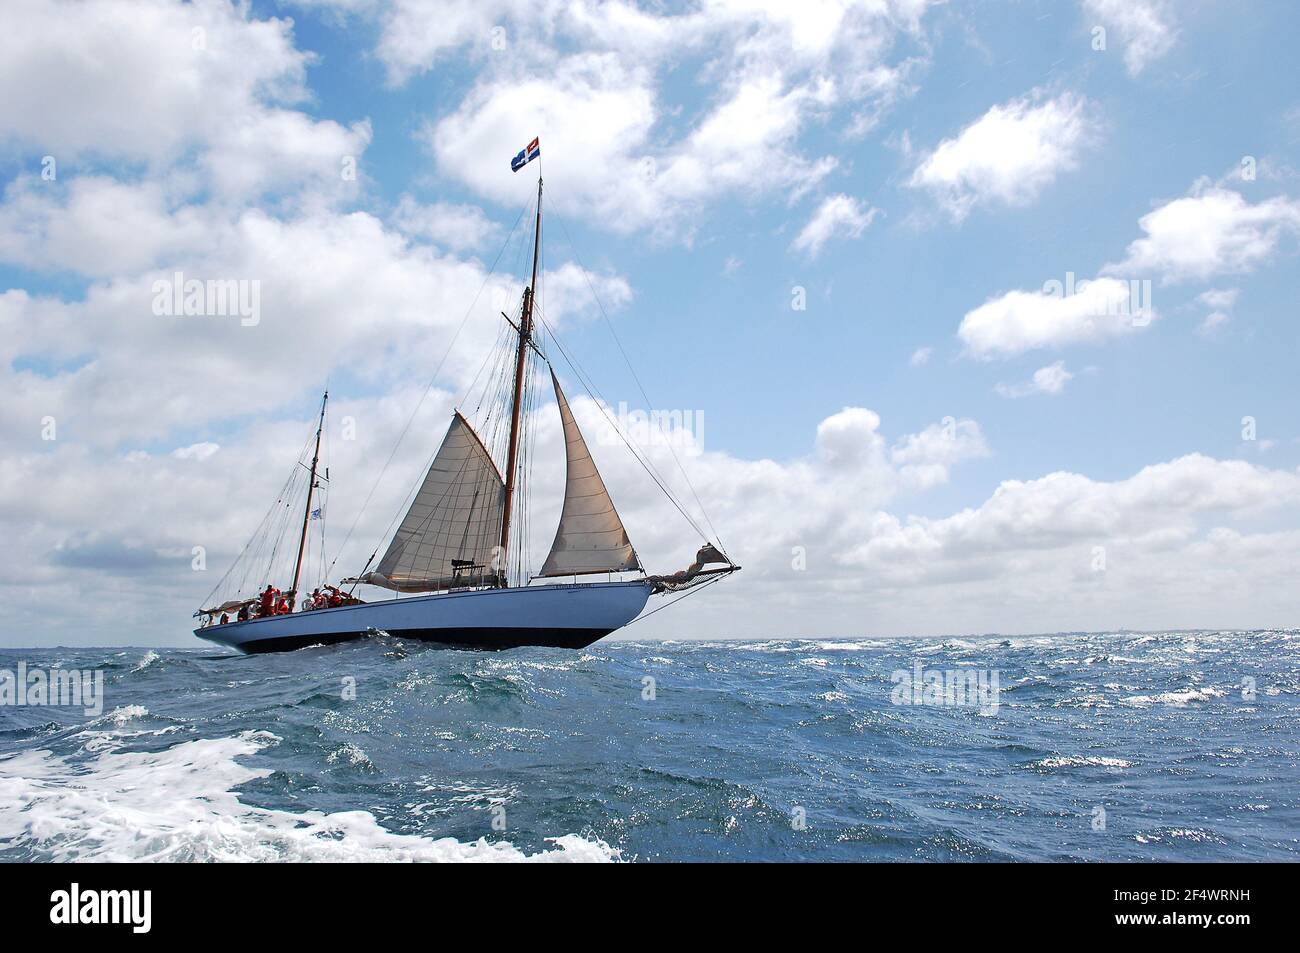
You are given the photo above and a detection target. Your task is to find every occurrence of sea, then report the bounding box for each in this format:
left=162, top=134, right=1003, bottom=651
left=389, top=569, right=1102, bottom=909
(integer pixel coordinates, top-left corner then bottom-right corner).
left=1, top=631, right=1296, bottom=862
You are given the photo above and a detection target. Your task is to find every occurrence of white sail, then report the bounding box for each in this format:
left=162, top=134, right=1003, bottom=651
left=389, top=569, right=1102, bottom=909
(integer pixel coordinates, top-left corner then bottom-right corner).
left=350, top=412, right=504, bottom=592
left=539, top=371, right=640, bottom=577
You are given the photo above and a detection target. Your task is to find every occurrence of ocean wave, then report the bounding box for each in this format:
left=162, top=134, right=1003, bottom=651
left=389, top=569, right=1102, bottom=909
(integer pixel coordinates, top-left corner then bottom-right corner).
left=1033, top=755, right=1134, bottom=769
left=1123, top=687, right=1228, bottom=707
left=0, top=731, right=617, bottom=863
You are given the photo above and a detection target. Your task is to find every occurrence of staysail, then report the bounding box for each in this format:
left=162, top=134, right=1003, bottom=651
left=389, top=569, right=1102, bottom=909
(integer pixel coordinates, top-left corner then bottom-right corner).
left=347, top=412, right=505, bottom=591
left=539, top=371, right=640, bottom=577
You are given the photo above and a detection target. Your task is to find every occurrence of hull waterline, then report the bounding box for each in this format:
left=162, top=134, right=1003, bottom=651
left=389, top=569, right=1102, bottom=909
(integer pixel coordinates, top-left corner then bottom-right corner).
left=195, top=581, right=653, bottom=654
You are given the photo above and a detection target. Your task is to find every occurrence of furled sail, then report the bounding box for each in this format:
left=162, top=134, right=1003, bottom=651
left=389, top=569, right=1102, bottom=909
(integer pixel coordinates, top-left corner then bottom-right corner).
left=347, top=412, right=504, bottom=592
left=539, top=371, right=640, bottom=577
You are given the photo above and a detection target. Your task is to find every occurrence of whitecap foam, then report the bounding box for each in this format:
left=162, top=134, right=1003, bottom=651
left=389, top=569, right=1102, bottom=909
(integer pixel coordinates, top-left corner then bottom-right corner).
left=1034, top=755, right=1134, bottom=769
left=132, top=650, right=160, bottom=673
left=325, top=742, right=374, bottom=769
left=1123, top=687, right=1227, bottom=707
left=0, top=731, right=618, bottom=863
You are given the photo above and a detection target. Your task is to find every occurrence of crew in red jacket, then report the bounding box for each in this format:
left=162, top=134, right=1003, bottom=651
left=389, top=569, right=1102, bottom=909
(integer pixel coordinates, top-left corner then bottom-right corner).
left=258, top=585, right=276, bottom=617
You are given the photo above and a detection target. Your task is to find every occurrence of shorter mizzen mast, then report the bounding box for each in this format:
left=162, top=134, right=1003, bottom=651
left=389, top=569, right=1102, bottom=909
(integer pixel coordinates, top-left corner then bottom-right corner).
left=290, top=390, right=328, bottom=606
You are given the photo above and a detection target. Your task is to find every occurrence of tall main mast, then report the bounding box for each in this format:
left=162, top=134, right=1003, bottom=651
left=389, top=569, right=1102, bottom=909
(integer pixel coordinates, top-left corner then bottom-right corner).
left=291, top=390, right=328, bottom=603
left=498, top=174, right=542, bottom=584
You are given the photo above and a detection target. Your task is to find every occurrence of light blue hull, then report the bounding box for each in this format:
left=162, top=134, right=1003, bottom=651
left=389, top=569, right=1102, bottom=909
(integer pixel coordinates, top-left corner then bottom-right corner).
left=194, top=581, right=653, bottom=654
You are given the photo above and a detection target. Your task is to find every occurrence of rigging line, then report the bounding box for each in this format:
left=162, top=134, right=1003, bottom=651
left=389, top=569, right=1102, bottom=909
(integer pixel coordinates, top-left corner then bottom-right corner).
left=536, top=311, right=711, bottom=546
left=201, top=421, right=315, bottom=606
left=537, top=307, right=697, bottom=539
left=552, top=209, right=729, bottom=557
left=620, top=574, right=727, bottom=629
left=328, top=200, right=530, bottom=578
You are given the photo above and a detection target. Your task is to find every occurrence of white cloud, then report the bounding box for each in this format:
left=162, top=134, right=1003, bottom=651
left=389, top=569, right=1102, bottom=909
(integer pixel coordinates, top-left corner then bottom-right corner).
left=1082, top=0, right=1177, bottom=77
left=833, top=453, right=1300, bottom=624
left=534, top=262, right=633, bottom=325
left=908, top=90, right=1096, bottom=221
left=995, top=361, right=1074, bottom=398
left=1105, top=187, right=1300, bottom=283
left=957, top=185, right=1299, bottom=360
left=1196, top=288, right=1240, bottom=311
left=1196, top=311, right=1230, bottom=336
left=0, top=176, right=213, bottom=278
left=0, top=0, right=371, bottom=200
left=1195, top=287, right=1239, bottom=338
left=391, top=195, right=500, bottom=252
left=0, top=204, right=619, bottom=448
left=959, top=277, right=1151, bottom=359
left=791, top=194, right=880, bottom=257
left=389, top=1, right=937, bottom=235
left=371, top=0, right=932, bottom=99
left=909, top=346, right=932, bottom=366
left=889, top=418, right=990, bottom=489
left=172, top=442, right=220, bottom=461
left=554, top=415, right=1300, bottom=638
left=426, top=59, right=838, bottom=237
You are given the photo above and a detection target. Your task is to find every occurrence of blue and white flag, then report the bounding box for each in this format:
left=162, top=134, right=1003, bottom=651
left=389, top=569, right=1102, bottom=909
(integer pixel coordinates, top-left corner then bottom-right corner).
left=510, top=137, right=540, bottom=172
left=310, top=507, right=322, bottom=520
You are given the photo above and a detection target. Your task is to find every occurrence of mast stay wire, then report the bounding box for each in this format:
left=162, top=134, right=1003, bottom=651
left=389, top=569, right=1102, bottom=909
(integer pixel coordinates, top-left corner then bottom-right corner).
left=534, top=308, right=712, bottom=550
left=199, top=423, right=315, bottom=609
left=550, top=207, right=729, bottom=558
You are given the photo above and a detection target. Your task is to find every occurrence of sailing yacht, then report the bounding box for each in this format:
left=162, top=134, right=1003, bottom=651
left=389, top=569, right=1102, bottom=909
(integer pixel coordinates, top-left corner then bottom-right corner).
left=194, top=144, right=737, bottom=653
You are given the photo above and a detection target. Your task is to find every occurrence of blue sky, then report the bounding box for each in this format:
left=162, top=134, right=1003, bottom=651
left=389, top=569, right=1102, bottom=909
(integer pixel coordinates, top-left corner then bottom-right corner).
left=2, top=0, right=1299, bottom=646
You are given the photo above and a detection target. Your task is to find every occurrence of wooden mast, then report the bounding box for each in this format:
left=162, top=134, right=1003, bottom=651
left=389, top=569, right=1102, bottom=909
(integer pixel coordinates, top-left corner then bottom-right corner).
left=498, top=174, right=542, bottom=585
left=291, top=390, right=328, bottom=604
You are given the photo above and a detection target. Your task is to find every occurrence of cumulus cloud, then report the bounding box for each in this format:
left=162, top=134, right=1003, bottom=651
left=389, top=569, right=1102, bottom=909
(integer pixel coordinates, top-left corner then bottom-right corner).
left=995, top=361, right=1074, bottom=398
left=955, top=184, right=1300, bottom=359
left=172, top=442, right=220, bottom=461
left=1195, top=287, right=1239, bottom=338
left=394, top=0, right=935, bottom=236
left=1082, top=0, right=1178, bottom=76
left=1104, top=186, right=1300, bottom=284
left=0, top=208, right=627, bottom=450
left=598, top=422, right=1300, bottom=638
left=426, top=59, right=838, bottom=237
left=958, top=276, right=1152, bottom=359
left=908, top=89, right=1096, bottom=221
left=0, top=0, right=371, bottom=200
left=909, top=346, right=932, bottom=366
left=889, top=418, right=990, bottom=489
left=791, top=194, right=880, bottom=257
left=391, top=195, right=501, bottom=252
left=0, top=176, right=213, bottom=278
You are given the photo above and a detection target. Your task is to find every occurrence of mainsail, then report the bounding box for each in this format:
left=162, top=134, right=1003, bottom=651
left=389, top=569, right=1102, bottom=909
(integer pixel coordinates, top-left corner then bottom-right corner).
left=539, top=371, right=640, bottom=577
left=348, top=412, right=504, bottom=591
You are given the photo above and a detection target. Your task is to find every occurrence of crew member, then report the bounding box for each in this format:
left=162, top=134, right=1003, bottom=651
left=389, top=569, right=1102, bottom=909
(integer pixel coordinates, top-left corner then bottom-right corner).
left=259, top=584, right=276, bottom=617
